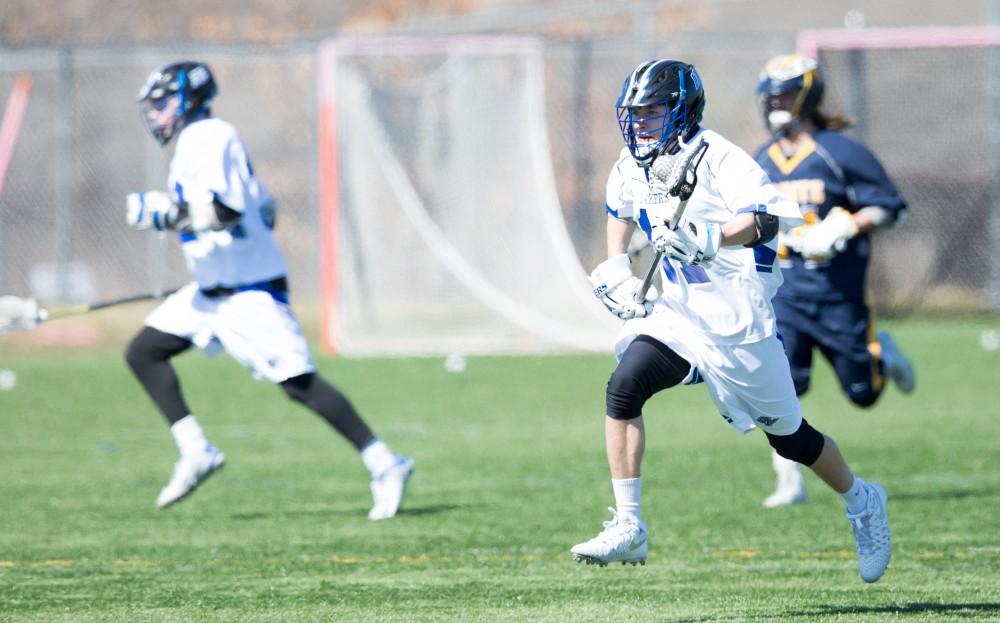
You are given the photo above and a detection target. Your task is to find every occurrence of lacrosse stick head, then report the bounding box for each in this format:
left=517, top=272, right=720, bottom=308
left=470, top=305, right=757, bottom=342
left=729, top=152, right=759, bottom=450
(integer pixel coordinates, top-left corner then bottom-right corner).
left=137, top=61, right=217, bottom=146
left=0, top=296, right=42, bottom=334
left=756, top=53, right=824, bottom=138
left=616, top=60, right=705, bottom=168
left=650, top=135, right=707, bottom=196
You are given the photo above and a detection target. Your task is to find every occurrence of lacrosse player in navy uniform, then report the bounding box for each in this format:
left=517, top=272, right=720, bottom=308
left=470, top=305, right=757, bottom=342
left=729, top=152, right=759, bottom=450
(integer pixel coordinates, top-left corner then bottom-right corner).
left=571, top=59, right=892, bottom=583
left=753, top=54, right=915, bottom=508
left=123, top=61, right=413, bottom=518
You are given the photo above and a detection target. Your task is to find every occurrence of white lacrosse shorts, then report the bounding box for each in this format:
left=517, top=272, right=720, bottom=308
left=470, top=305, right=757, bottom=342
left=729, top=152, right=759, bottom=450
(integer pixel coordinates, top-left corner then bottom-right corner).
left=144, top=282, right=315, bottom=383
left=615, top=307, right=802, bottom=436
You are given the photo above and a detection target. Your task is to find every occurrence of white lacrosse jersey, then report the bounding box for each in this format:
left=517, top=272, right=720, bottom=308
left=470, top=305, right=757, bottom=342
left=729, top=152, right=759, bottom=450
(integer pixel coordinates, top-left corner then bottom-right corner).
left=605, top=128, right=803, bottom=345
left=168, top=118, right=286, bottom=289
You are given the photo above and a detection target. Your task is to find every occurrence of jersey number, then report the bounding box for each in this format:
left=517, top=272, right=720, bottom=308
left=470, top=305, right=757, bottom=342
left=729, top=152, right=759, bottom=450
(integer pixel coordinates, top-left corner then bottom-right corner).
left=663, top=247, right=776, bottom=285
left=662, top=258, right=709, bottom=284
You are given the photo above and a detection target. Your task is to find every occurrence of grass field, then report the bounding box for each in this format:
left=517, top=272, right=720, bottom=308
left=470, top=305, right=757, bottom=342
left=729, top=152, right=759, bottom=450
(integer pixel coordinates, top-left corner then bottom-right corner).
left=1, top=317, right=999, bottom=622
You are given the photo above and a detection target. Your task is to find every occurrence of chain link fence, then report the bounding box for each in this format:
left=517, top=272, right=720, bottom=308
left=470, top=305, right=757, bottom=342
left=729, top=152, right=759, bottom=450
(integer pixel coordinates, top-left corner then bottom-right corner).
left=0, top=34, right=996, bottom=335
left=814, top=39, right=1000, bottom=312
left=0, top=45, right=319, bottom=308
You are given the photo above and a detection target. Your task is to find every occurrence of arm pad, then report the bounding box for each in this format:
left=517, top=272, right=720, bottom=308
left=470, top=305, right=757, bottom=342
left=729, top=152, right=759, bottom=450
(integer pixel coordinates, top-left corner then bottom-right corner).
left=743, top=212, right=780, bottom=248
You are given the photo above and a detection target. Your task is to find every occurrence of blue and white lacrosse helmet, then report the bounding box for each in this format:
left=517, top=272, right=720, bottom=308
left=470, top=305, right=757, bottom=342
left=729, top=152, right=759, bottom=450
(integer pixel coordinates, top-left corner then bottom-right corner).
left=756, top=53, right=825, bottom=138
left=616, top=59, right=706, bottom=168
left=137, top=61, right=218, bottom=146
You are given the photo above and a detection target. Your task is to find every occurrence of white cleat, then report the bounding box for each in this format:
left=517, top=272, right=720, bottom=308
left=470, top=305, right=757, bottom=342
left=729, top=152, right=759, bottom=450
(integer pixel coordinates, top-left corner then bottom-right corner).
left=763, top=485, right=807, bottom=508
left=847, top=482, right=892, bottom=583
left=155, top=444, right=225, bottom=509
left=368, top=456, right=414, bottom=520
left=571, top=507, right=648, bottom=567
left=878, top=331, right=915, bottom=394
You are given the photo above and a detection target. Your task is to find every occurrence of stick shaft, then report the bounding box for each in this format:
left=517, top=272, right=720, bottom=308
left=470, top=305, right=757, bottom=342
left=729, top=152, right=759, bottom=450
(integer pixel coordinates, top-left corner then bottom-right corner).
left=634, top=139, right=709, bottom=303
left=635, top=194, right=691, bottom=300
left=43, top=288, right=179, bottom=321
left=636, top=250, right=663, bottom=301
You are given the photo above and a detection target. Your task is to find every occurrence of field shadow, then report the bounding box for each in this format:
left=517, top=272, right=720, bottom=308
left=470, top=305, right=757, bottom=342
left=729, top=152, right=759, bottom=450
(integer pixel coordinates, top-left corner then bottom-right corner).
left=790, top=602, right=1000, bottom=618
left=228, top=503, right=462, bottom=521
left=671, top=602, right=1000, bottom=622
left=396, top=503, right=462, bottom=516
left=229, top=509, right=357, bottom=521
left=889, top=488, right=998, bottom=502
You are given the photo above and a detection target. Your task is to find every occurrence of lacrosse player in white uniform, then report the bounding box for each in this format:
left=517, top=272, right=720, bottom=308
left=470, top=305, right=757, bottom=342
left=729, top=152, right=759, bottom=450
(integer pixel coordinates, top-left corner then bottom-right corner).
left=571, top=60, right=892, bottom=583
left=124, top=61, right=413, bottom=519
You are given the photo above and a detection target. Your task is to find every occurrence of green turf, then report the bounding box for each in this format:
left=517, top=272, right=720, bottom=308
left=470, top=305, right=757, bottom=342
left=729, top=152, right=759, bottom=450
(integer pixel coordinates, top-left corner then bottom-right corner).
left=1, top=317, right=999, bottom=622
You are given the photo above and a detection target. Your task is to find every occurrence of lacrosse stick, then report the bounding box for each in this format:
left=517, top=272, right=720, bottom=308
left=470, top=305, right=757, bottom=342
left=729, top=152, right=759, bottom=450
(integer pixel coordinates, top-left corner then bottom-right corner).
left=0, top=288, right=179, bottom=335
left=635, top=136, right=710, bottom=302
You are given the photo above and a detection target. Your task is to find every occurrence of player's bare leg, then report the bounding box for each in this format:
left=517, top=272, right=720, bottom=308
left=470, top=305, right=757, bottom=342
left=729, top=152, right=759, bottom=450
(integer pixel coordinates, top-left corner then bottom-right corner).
left=606, top=415, right=644, bottom=479
left=572, top=416, right=648, bottom=566
left=805, top=434, right=853, bottom=492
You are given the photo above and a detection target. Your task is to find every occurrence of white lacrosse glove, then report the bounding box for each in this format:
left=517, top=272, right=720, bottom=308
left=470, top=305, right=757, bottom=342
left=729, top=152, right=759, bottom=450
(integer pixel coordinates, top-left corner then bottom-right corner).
left=652, top=221, right=722, bottom=266
left=0, top=295, right=41, bottom=334
left=798, top=206, right=858, bottom=260
left=126, top=191, right=182, bottom=232
left=589, top=253, right=658, bottom=320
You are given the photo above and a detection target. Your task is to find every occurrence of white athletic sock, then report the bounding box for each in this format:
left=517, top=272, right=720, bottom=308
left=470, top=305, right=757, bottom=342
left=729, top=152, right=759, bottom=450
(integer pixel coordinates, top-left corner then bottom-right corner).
left=171, top=415, right=209, bottom=457
left=841, top=476, right=868, bottom=514
left=360, top=439, right=397, bottom=478
left=611, top=477, right=642, bottom=522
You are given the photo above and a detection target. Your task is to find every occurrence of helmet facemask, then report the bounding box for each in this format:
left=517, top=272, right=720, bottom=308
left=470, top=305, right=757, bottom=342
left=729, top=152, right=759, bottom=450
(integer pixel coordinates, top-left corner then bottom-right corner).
left=616, top=61, right=703, bottom=169
left=140, top=93, right=184, bottom=146
left=756, top=54, right=823, bottom=139
left=760, top=91, right=802, bottom=138
left=618, top=105, right=670, bottom=165
left=136, top=61, right=216, bottom=146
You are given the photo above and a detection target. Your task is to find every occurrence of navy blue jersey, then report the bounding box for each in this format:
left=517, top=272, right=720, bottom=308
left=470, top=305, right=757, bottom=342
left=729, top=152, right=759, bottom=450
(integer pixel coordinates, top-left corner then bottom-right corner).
left=754, top=130, right=906, bottom=302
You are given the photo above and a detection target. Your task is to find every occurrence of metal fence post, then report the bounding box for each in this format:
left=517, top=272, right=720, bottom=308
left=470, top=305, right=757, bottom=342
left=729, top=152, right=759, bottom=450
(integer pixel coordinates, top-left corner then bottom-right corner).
left=55, top=46, right=75, bottom=303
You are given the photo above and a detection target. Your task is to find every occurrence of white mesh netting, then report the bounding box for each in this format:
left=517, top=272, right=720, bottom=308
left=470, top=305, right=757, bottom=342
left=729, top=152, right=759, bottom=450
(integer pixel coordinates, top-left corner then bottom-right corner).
left=319, top=38, right=618, bottom=356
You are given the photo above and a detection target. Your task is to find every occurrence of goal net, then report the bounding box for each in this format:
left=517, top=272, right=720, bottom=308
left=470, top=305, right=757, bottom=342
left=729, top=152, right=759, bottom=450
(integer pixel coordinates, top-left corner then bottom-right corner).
left=797, top=26, right=1000, bottom=313
left=317, top=37, right=618, bottom=356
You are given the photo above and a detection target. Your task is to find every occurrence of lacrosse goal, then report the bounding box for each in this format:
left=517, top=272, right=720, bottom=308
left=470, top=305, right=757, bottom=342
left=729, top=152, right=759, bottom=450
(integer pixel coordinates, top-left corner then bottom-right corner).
left=317, top=36, right=617, bottom=356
